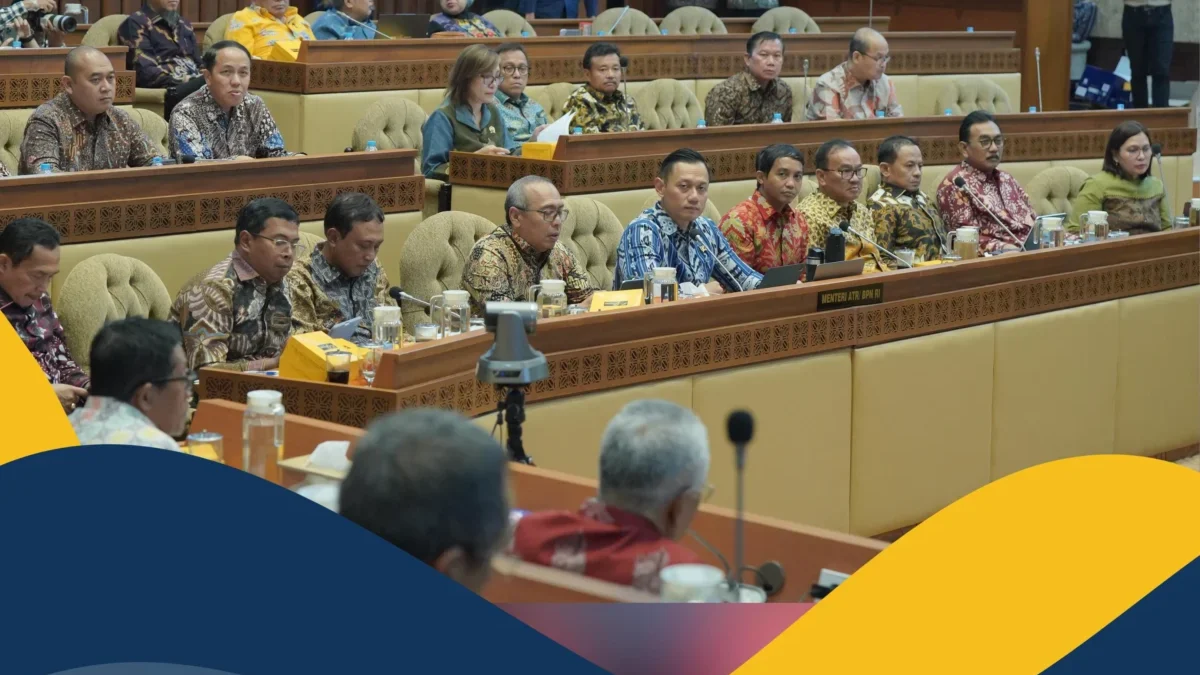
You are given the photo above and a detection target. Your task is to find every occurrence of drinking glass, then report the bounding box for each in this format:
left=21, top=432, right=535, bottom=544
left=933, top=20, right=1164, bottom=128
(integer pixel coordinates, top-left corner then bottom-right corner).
left=325, top=350, right=352, bottom=384
left=361, top=344, right=383, bottom=386
left=186, top=431, right=224, bottom=463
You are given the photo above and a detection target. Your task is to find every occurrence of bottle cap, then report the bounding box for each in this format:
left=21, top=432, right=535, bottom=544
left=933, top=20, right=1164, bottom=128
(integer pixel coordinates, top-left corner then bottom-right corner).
left=247, top=390, right=282, bottom=412
left=366, top=140, right=377, bottom=149
left=944, top=108, right=953, bottom=115
left=1028, top=106, right=1037, bottom=113
left=773, top=112, right=782, bottom=119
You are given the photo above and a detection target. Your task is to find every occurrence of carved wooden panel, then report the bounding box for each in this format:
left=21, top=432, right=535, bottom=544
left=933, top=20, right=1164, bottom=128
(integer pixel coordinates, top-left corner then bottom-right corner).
left=0, top=73, right=134, bottom=109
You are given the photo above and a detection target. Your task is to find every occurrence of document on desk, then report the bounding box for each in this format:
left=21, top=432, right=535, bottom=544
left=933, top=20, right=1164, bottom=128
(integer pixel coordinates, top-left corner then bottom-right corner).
left=537, top=112, right=576, bottom=144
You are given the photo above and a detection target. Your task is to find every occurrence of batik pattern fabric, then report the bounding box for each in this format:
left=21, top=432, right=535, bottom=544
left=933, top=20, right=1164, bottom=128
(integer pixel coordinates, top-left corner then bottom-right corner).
left=1, top=287, right=89, bottom=388
left=19, top=93, right=160, bottom=174
left=718, top=190, right=810, bottom=273
left=614, top=202, right=763, bottom=292
left=511, top=499, right=702, bottom=594
left=168, top=85, right=289, bottom=160
left=868, top=184, right=949, bottom=266
left=286, top=243, right=394, bottom=345
left=461, top=224, right=595, bottom=316
left=703, top=71, right=792, bottom=126
left=226, top=5, right=314, bottom=60
left=117, top=5, right=202, bottom=88
left=1068, top=170, right=1170, bottom=235
left=495, top=90, right=549, bottom=144
left=426, top=11, right=498, bottom=37
left=804, top=62, right=903, bottom=121
left=796, top=191, right=887, bottom=272
left=562, top=85, right=643, bottom=134
left=69, top=396, right=182, bottom=451
left=170, top=251, right=293, bottom=372
left=936, top=162, right=1035, bottom=253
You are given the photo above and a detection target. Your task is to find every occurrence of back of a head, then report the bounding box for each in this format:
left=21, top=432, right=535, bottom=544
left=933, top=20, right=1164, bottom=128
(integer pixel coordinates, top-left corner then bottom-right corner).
left=658, top=147, right=711, bottom=181
left=88, top=318, right=182, bottom=402
left=815, top=138, right=853, bottom=171
left=959, top=109, right=996, bottom=143
left=598, top=399, right=710, bottom=513
left=0, top=218, right=59, bottom=266
left=235, top=197, right=299, bottom=243
left=339, top=409, right=510, bottom=570
left=325, top=191, right=384, bottom=238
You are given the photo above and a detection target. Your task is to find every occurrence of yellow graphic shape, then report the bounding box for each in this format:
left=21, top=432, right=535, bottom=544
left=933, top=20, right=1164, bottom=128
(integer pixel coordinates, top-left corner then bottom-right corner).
left=0, top=319, right=79, bottom=462
left=737, top=455, right=1200, bottom=674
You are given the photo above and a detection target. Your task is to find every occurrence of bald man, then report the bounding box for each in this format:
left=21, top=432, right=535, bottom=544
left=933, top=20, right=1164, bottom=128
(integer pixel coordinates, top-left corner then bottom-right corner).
left=804, top=28, right=903, bottom=121
left=20, top=46, right=161, bottom=174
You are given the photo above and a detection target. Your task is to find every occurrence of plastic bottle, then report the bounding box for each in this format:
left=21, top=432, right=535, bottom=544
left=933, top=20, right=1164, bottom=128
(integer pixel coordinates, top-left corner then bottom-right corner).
left=243, top=390, right=284, bottom=481
left=365, top=140, right=378, bottom=152
left=572, top=127, right=583, bottom=135
left=521, top=30, right=531, bottom=37
left=1117, top=103, right=1125, bottom=110
left=875, top=110, right=886, bottom=118
left=151, top=156, right=163, bottom=166
left=696, top=119, right=707, bottom=129
left=38, top=163, right=52, bottom=174
left=944, top=108, right=953, bottom=116
left=343, top=26, right=354, bottom=40
left=966, top=26, right=974, bottom=33
left=1028, top=106, right=1037, bottom=113
left=660, top=29, right=668, bottom=35
left=770, top=113, right=783, bottom=124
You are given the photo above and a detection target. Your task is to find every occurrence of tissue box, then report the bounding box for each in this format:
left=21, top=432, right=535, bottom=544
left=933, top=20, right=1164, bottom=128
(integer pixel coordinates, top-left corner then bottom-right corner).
left=522, top=142, right=556, bottom=160
left=279, top=332, right=365, bottom=383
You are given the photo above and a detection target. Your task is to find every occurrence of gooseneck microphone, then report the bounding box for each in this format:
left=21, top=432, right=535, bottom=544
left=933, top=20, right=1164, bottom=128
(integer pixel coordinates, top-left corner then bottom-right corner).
left=338, top=10, right=393, bottom=39
left=842, top=224, right=914, bottom=268
left=388, top=286, right=461, bottom=320
left=727, top=410, right=753, bottom=598
left=953, top=176, right=1028, bottom=248
left=1152, top=143, right=1172, bottom=222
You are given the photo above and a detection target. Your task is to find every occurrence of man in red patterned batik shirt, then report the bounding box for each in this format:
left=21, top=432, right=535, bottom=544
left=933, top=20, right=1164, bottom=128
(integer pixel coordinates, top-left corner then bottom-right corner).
left=720, top=143, right=810, bottom=274
left=511, top=400, right=711, bottom=595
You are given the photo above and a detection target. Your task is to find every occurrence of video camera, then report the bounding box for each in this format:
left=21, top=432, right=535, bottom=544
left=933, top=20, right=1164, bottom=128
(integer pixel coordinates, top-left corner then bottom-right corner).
left=29, top=12, right=77, bottom=33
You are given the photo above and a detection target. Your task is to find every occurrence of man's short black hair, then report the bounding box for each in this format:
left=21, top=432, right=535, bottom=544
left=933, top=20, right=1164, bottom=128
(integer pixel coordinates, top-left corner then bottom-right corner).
left=202, top=40, right=252, bottom=72
left=583, top=42, right=621, bottom=70
left=327, top=0, right=346, bottom=9
left=658, top=148, right=712, bottom=181
left=756, top=144, right=804, bottom=174
left=814, top=139, right=855, bottom=171
left=339, top=409, right=510, bottom=566
left=496, top=42, right=527, bottom=58
left=878, top=135, right=919, bottom=164
left=88, top=318, right=183, bottom=403
left=0, top=218, right=60, bottom=266
left=959, top=110, right=997, bottom=144
left=235, top=197, right=299, bottom=244
left=324, top=192, right=384, bottom=238
left=747, top=31, right=783, bottom=55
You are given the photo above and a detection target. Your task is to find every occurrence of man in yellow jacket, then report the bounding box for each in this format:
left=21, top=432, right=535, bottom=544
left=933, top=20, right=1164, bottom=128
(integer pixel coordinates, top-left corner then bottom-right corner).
left=227, top=0, right=314, bottom=62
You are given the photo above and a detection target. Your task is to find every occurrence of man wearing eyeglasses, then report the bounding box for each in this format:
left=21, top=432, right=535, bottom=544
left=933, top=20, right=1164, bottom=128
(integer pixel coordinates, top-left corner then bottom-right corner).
left=70, top=318, right=191, bottom=451
left=461, top=175, right=595, bottom=316
left=797, top=139, right=888, bottom=271
left=171, top=198, right=299, bottom=372
left=494, top=43, right=548, bottom=144
left=804, top=27, right=902, bottom=122
left=936, top=110, right=1034, bottom=254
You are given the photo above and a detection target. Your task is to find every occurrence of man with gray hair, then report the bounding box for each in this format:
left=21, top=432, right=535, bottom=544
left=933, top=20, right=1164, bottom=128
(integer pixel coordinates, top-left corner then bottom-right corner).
left=511, top=399, right=709, bottom=594
left=339, top=408, right=511, bottom=593
left=461, top=175, right=596, bottom=315
left=804, top=27, right=903, bottom=121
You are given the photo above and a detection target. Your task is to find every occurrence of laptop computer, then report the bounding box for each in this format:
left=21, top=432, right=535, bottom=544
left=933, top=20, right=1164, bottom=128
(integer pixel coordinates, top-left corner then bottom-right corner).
left=375, top=14, right=432, bottom=39
left=758, top=263, right=805, bottom=289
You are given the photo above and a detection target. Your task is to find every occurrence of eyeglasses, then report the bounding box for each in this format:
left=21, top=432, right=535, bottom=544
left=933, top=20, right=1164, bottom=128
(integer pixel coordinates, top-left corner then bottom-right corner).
left=828, top=166, right=868, bottom=180
left=974, top=136, right=1006, bottom=149
left=501, top=64, right=530, bottom=76
left=518, top=206, right=570, bottom=222
left=857, top=51, right=891, bottom=66
left=1121, top=145, right=1152, bottom=157
left=252, top=233, right=306, bottom=256
left=480, top=71, right=502, bottom=86
left=145, top=370, right=198, bottom=395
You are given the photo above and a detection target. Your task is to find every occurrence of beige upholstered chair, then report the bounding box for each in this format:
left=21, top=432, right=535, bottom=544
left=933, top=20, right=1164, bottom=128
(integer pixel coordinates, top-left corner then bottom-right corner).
left=81, top=14, right=127, bottom=47
left=591, top=7, right=659, bottom=36
left=351, top=99, right=427, bottom=152
left=859, top=165, right=882, bottom=205
left=305, top=10, right=326, bottom=25
left=126, top=108, right=170, bottom=157
left=397, top=211, right=498, bottom=327
left=204, top=14, right=233, bottom=50
left=483, top=9, right=535, bottom=37
left=752, top=7, right=820, bottom=34
left=799, top=176, right=818, bottom=201
left=640, top=194, right=723, bottom=224
left=560, top=197, right=623, bottom=291
left=933, top=77, right=1013, bottom=116
left=1025, top=166, right=1090, bottom=219
left=56, top=254, right=172, bottom=372
left=530, top=83, right=577, bottom=121
left=633, top=79, right=703, bottom=130
left=0, top=108, right=33, bottom=175
left=659, top=7, right=726, bottom=35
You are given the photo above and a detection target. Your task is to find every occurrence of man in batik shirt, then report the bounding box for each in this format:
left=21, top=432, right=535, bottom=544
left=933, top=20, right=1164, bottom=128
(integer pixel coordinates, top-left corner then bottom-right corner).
left=495, top=43, right=549, bottom=144
left=512, top=400, right=708, bottom=595
left=868, top=135, right=948, bottom=266
left=805, top=28, right=903, bottom=121
left=616, top=149, right=762, bottom=294
left=20, top=46, right=161, bottom=174
left=704, top=31, right=793, bottom=126
left=720, top=144, right=809, bottom=274
left=562, top=43, right=642, bottom=134
left=169, top=41, right=292, bottom=161
left=937, top=110, right=1034, bottom=254
left=462, top=177, right=595, bottom=316
left=171, top=198, right=300, bottom=372
left=797, top=139, right=887, bottom=272
left=118, top=0, right=202, bottom=91
left=0, top=219, right=89, bottom=412
left=287, top=193, right=395, bottom=345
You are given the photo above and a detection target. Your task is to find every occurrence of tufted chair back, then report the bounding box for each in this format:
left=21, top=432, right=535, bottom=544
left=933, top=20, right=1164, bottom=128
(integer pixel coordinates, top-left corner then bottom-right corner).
left=1026, top=166, right=1091, bottom=219
left=483, top=9, right=535, bottom=37
left=204, top=14, right=234, bottom=50
left=397, top=211, right=498, bottom=327
left=0, top=108, right=34, bottom=175
left=125, top=107, right=170, bottom=157
left=633, top=79, right=703, bottom=130
left=559, top=197, right=623, bottom=291
left=351, top=98, right=427, bottom=152
left=752, top=7, right=820, bottom=34
left=592, top=7, right=659, bottom=36
left=659, top=7, right=726, bottom=35
left=530, top=82, right=578, bottom=121
left=82, top=14, right=128, bottom=47
left=933, top=77, right=1014, bottom=116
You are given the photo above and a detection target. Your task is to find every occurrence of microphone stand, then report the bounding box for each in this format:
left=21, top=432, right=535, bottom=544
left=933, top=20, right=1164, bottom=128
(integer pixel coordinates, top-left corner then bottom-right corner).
left=1153, top=147, right=1172, bottom=223
left=802, top=59, right=809, bottom=113
left=1034, top=47, right=1043, bottom=113
left=844, top=226, right=915, bottom=268
left=955, top=181, right=1028, bottom=248
left=494, top=386, right=534, bottom=465
left=338, top=10, right=392, bottom=39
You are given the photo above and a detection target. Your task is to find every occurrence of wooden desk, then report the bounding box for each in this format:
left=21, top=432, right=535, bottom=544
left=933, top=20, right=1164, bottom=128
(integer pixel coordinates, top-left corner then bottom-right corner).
left=0, top=150, right=423, bottom=244
left=528, top=16, right=890, bottom=36
left=448, top=109, right=1197, bottom=194
left=0, top=47, right=132, bottom=108
left=251, top=31, right=1017, bottom=93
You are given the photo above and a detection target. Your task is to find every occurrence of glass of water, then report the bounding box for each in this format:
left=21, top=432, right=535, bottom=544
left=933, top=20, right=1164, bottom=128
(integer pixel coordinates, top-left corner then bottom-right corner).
left=361, top=343, right=383, bottom=386
left=186, top=430, right=224, bottom=463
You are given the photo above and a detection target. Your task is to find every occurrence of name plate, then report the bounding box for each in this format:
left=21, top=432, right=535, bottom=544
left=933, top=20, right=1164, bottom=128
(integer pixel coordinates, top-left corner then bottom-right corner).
left=816, top=283, right=884, bottom=311
left=589, top=290, right=644, bottom=312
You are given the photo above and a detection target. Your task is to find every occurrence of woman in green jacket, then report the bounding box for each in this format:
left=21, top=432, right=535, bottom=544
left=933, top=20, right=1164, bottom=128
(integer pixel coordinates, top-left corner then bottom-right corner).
left=1070, top=121, right=1170, bottom=235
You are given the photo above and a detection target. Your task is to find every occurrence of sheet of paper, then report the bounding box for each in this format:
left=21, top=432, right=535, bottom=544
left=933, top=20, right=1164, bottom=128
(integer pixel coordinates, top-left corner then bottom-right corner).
left=536, top=112, right=575, bottom=144
left=309, top=440, right=351, bottom=472
left=679, top=282, right=709, bottom=298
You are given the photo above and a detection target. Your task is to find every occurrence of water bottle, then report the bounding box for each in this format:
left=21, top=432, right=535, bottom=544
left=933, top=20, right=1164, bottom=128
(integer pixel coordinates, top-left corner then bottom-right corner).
left=875, top=110, right=886, bottom=118
left=343, top=26, right=354, bottom=40
left=696, top=119, right=706, bottom=129
left=770, top=113, right=783, bottom=124
left=572, top=126, right=583, bottom=135
left=365, top=140, right=378, bottom=152
left=521, top=30, right=531, bottom=37
left=38, top=163, right=52, bottom=174
left=944, top=108, right=953, bottom=116
left=660, top=29, right=668, bottom=35
left=1117, top=103, right=1125, bottom=110
left=151, top=156, right=163, bottom=166
left=242, top=390, right=284, bottom=481
left=788, top=28, right=797, bottom=34
left=1028, top=106, right=1037, bottom=113
left=966, top=26, right=974, bottom=33
left=10, top=40, right=21, bottom=49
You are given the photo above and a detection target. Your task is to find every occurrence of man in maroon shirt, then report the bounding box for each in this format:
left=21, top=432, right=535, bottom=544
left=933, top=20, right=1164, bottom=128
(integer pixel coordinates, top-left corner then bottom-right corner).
left=0, top=218, right=89, bottom=412
left=511, top=399, right=711, bottom=594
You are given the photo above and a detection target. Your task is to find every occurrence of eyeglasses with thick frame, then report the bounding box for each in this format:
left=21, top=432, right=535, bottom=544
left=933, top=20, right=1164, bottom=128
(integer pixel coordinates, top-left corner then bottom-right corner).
left=501, top=64, right=530, bottom=76
left=824, top=166, right=868, bottom=181
left=127, top=370, right=197, bottom=400
left=856, top=51, right=891, bottom=66
left=251, top=234, right=307, bottom=256
left=972, top=136, right=1006, bottom=150
left=480, top=71, right=503, bottom=86
left=517, top=206, right=570, bottom=223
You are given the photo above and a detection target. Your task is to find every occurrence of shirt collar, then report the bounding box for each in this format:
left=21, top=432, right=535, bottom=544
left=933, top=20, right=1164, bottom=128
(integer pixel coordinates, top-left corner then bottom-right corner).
left=495, top=89, right=527, bottom=107
left=585, top=84, right=624, bottom=104
left=813, top=189, right=860, bottom=218
left=739, top=69, right=775, bottom=92
left=309, top=243, right=352, bottom=285
left=650, top=201, right=705, bottom=237
left=199, top=85, right=245, bottom=120
left=501, top=223, right=549, bottom=265
left=752, top=190, right=791, bottom=220
left=882, top=183, right=921, bottom=199
left=838, top=62, right=872, bottom=92
left=59, top=93, right=112, bottom=132
left=251, top=4, right=297, bottom=21
left=579, top=498, right=668, bottom=537
left=453, top=103, right=494, bottom=132
left=81, top=396, right=161, bottom=430
left=959, top=161, right=999, bottom=181
left=230, top=250, right=261, bottom=283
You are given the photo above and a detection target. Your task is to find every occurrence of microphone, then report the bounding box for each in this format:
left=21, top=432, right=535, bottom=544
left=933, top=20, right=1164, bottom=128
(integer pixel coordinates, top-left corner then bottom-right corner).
left=802, top=58, right=809, bottom=113
left=1034, top=47, right=1043, bottom=113
left=619, top=55, right=629, bottom=101
left=607, top=5, right=630, bottom=34
left=388, top=286, right=461, bottom=320
left=953, top=176, right=1028, bottom=249
left=338, top=10, right=392, bottom=39
left=843, top=225, right=914, bottom=268
left=1152, top=143, right=1172, bottom=222
left=727, top=410, right=753, bottom=598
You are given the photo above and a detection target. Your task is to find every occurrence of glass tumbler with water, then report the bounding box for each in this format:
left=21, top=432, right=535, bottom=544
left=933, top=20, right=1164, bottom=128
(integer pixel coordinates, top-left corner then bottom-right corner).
left=430, top=289, right=472, bottom=337
left=242, top=390, right=284, bottom=481
left=373, top=305, right=402, bottom=348
left=529, top=279, right=568, bottom=318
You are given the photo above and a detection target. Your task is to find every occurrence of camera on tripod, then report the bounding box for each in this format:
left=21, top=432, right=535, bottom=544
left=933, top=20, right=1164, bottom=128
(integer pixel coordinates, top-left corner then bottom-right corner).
left=29, top=13, right=78, bottom=33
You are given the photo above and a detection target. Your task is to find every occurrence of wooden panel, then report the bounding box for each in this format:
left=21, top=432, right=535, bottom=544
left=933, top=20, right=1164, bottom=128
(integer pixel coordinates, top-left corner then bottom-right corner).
left=0, top=46, right=126, bottom=74
left=0, top=72, right=134, bottom=109
left=782, top=0, right=1022, bottom=33
left=1019, top=0, right=1071, bottom=111
left=529, top=15, right=890, bottom=36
